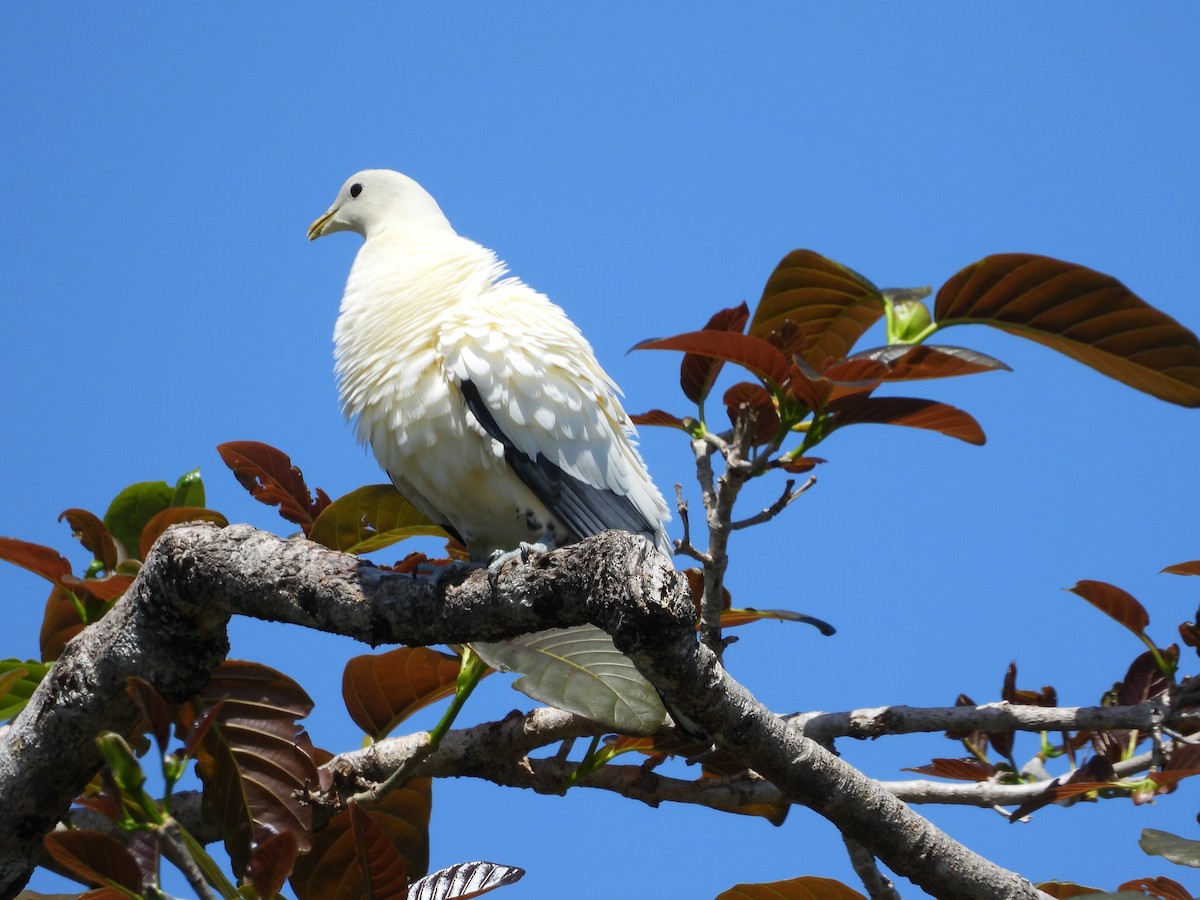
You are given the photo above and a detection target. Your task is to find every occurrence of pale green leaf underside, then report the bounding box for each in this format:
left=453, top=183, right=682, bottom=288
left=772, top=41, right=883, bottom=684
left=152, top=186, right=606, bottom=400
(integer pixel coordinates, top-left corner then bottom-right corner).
left=1139, top=827, right=1200, bottom=867
left=472, top=625, right=666, bottom=735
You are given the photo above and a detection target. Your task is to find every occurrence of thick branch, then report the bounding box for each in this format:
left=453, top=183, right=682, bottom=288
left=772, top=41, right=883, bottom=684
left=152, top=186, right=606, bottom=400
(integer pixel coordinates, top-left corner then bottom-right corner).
left=0, top=522, right=1048, bottom=899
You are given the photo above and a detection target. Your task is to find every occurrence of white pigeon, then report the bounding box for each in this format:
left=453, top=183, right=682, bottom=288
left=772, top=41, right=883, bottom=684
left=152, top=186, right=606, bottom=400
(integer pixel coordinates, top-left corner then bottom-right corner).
left=308, top=169, right=686, bottom=736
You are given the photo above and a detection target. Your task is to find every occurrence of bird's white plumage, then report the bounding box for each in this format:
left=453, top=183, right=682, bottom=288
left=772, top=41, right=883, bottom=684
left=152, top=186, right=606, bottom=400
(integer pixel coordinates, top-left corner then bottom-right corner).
left=314, top=170, right=669, bottom=561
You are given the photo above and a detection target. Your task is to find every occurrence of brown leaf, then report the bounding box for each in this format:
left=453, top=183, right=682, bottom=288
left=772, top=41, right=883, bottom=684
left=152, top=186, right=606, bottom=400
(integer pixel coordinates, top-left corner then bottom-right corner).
left=1163, top=560, right=1200, bottom=576
left=309, top=485, right=446, bottom=554
left=407, top=861, right=526, bottom=900
left=935, top=253, right=1200, bottom=407
left=632, top=331, right=792, bottom=387
left=716, top=875, right=868, bottom=899
left=749, top=249, right=886, bottom=371
left=1117, top=649, right=1176, bottom=706
left=629, top=409, right=693, bottom=430
left=342, top=647, right=473, bottom=741
left=217, top=441, right=330, bottom=534
left=825, top=396, right=986, bottom=445
left=290, top=778, right=432, bottom=899
left=125, top=677, right=173, bottom=754
left=1034, top=883, right=1106, bottom=898
left=42, top=831, right=144, bottom=893
left=191, top=660, right=318, bottom=877
left=40, top=585, right=109, bottom=662
left=1068, top=580, right=1150, bottom=636
left=720, top=607, right=835, bottom=635
left=58, top=509, right=118, bottom=571
left=349, top=803, right=409, bottom=900
left=247, top=829, right=301, bottom=899
left=680, top=302, right=750, bottom=404
left=139, top=507, right=229, bottom=559
left=723, top=382, right=781, bottom=446
left=902, top=757, right=996, bottom=782
left=847, top=344, right=1011, bottom=380
left=59, top=574, right=134, bottom=604
left=0, top=537, right=72, bottom=589
left=1117, top=876, right=1193, bottom=900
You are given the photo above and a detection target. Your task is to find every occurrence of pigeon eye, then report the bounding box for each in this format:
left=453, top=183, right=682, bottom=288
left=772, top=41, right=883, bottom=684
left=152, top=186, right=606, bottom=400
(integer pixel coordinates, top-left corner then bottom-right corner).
left=349, top=183, right=363, bottom=198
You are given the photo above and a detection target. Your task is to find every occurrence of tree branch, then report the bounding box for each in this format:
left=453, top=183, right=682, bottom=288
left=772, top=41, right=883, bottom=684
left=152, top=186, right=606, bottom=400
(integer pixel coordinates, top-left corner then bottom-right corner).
left=0, top=522, right=1050, bottom=899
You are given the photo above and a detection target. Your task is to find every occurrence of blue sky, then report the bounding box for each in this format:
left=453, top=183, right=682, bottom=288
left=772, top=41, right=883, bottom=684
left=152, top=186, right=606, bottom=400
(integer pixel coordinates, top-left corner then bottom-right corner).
left=2, top=5, right=1199, bottom=897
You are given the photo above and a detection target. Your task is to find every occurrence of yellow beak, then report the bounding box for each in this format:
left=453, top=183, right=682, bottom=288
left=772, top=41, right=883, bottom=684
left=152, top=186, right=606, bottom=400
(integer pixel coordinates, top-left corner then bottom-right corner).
left=307, top=207, right=336, bottom=241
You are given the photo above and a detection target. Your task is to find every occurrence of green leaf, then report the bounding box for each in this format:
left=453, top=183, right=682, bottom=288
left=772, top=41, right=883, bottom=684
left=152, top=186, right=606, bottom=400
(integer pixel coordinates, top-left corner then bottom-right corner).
left=172, top=468, right=206, bottom=508
left=104, top=481, right=175, bottom=562
left=934, top=253, right=1200, bottom=407
left=309, top=485, right=447, bottom=554
left=472, top=625, right=667, bottom=735
left=749, top=249, right=886, bottom=370
left=0, top=660, right=52, bottom=722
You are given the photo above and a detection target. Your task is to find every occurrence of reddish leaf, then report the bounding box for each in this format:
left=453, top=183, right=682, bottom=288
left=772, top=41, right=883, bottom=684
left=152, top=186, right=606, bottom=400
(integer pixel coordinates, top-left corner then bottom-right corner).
left=217, top=441, right=331, bottom=533
left=342, top=647, right=474, bottom=741
left=290, top=778, right=432, bottom=899
left=632, top=331, right=791, bottom=387
left=40, top=585, right=109, bottom=661
left=847, top=344, right=1011, bottom=381
left=1017, top=757, right=1117, bottom=818
left=716, top=875, right=868, bottom=899
left=64, top=574, right=135, bottom=604
left=407, top=861, right=526, bottom=900
left=1035, top=883, right=1106, bottom=898
left=723, top=382, right=781, bottom=445
left=1001, top=662, right=1058, bottom=707
left=935, top=253, right=1200, bottom=407
left=58, top=509, right=118, bottom=571
left=125, top=677, right=173, bottom=754
left=42, top=830, right=144, bottom=892
left=139, top=507, right=229, bottom=559
left=777, top=456, right=824, bottom=473
left=825, top=396, right=986, bottom=445
left=680, top=302, right=750, bottom=404
left=902, top=757, right=996, bottom=782
left=1163, top=560, right=1200, bottom=576
left=247, top=829, right=301, bottom=899
left=720, top=607, right=835, bottom=635
left=629, top=409, right=693, bottom=430
left=0, top=537, right=72, bottom=588
left=1068, top=580, right=1150, bottom=636
left=749, top=249, right=886, bottom=371
left=191, top=660, right=319, bottom=877
left=1118, top=649, right=1176, bottom=706
left=309, top=485, right=446, bottom=554
left=349, top=802, right=409, bottom=900
left=1117, top=876, right=1193, bottom=900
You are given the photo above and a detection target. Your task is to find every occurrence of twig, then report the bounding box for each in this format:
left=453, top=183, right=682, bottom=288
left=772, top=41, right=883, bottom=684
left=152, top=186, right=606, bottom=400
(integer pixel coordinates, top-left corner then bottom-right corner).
left=843, top=836, right=902, bottom=900
left=672, top=485, right=711, bottom=564
left=730, top=476, right=816, bottom=531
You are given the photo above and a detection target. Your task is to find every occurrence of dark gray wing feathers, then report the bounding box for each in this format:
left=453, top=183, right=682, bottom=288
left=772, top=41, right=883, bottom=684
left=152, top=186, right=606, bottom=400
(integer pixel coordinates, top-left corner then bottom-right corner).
left=459, top=379, right=659, bottom=545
